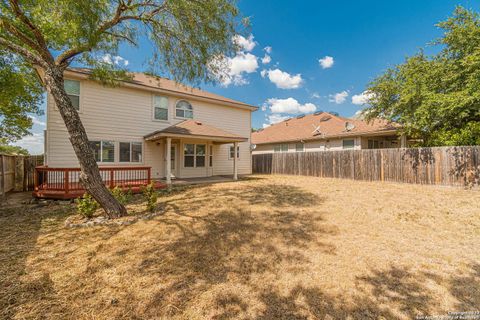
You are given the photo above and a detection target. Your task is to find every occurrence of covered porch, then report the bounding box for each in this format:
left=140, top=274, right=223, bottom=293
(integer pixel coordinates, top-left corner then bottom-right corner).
left=144, top=120, right=248, bottom=185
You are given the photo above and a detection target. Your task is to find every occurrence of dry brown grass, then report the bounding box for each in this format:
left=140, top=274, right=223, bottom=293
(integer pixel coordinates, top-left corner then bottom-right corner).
left=0, top=175, right=479, bottom=319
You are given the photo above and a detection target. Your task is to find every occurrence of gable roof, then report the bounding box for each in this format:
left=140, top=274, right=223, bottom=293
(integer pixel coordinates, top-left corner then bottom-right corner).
left=63, top=68, right=257, bottom=111
left=144, top=120, right=248, bottom=142
left=252, top=112, right=399, bottom=145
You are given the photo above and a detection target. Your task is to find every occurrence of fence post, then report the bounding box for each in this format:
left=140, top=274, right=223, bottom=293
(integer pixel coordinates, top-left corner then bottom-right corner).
left=0, top=155, right=5, bottom=200
left=147, top=167, right=151, bottom=184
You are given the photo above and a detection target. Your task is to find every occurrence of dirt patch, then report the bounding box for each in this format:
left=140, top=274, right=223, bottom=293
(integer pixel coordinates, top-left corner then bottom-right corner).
left=0, top=175, right=479, bottom=319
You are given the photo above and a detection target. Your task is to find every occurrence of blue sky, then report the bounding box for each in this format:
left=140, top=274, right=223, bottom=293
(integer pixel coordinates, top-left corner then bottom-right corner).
left=17, top=0, right=473, bottom=153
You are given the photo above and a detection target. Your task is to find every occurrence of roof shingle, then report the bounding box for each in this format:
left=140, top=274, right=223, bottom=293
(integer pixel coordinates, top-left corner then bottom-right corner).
left=252, top=112, right=399, bottom=145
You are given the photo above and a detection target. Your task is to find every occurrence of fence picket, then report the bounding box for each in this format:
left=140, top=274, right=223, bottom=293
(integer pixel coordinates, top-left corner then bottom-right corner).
left=252, top=146, right=480, bottom=187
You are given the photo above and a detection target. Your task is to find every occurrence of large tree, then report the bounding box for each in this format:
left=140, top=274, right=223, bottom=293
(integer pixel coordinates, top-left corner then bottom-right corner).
left=0, top=0, right=240, bottom=217
left=363, top=6, right=480, bottom=146
left=0, top=51, right=43, bottom=142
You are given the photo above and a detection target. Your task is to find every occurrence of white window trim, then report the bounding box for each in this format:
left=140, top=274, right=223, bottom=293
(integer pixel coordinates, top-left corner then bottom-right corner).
left=295, top=143, right=305, bottom=152
left=175, top=99, right=194, bottom=119
left=56, top=78, right=82, bottom=113
left=183, top=143, right=206, bottom=168
left=228, top=145, right=240, bottom=160
left=119, top=141, right=143, bottom=163
left=152, top=95, right=170, bottom=122
left=90, top=140, right=115, bottom=163
left=342, top=139, right=355, bottom=149
left=274, top=143, right=289, bottom=153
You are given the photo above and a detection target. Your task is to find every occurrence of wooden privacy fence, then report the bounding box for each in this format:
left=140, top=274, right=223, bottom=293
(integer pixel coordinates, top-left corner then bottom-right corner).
left=1, top=154, right=44, bottom=198
left=252, top=146, right=480, bottom=187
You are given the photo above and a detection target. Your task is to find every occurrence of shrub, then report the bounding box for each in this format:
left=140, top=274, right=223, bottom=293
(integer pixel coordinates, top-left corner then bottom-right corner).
left=143, top=182, right=158, bottom=212
left=75, top=193, right=99, bottom=218
left=111, top=186, right=132, bottom=205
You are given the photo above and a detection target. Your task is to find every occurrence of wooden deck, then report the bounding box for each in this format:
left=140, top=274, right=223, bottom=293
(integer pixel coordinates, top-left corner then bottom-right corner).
left=33, top=166, right=166, bottom=199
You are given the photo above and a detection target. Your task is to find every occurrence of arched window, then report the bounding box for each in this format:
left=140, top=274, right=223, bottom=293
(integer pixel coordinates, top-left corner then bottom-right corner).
left=175, top=100, right=193, bottom=119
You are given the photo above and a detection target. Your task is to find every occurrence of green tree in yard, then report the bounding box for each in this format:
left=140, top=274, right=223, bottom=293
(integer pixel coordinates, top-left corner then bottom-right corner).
left=0, top=0, right=242, bottom=217
left=0, top=138, right=29, bottom=155
left=363, top=6, right=480, bottom=146
left=0, top=51, right=43, bottom=142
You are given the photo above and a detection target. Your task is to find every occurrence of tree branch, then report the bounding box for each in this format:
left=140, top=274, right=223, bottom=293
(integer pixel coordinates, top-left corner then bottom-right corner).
left=55, top=1, right=167, bottom=66
left=0, top=36, right=45, bottom=66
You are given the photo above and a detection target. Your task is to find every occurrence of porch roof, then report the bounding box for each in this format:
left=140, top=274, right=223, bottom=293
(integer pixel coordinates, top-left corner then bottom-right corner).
left=144, top=120, right=248, bottom=143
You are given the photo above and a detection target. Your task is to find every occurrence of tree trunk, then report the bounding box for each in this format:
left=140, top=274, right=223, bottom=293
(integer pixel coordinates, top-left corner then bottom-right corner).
left=43, top=66, right=127, bottom=218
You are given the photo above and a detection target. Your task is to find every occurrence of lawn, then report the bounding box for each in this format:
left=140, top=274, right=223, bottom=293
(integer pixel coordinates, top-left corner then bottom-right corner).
left=1, top=175, right=479, bottom=319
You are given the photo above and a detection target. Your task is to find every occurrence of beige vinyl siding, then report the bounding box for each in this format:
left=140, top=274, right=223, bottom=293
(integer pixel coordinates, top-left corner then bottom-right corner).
left=46, top=77, right=252, bottom=178
left=252, top=137, right=363, bottom=154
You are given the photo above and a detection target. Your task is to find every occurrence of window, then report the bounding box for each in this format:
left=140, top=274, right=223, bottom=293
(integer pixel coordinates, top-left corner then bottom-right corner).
left=295, top=143, right=304, bottom=152
left=120, top=142, right=142, bottom=162
left=229, top=145, right=240, bottom=159
left=343, top=139, right=355, bottom=149
left=209, top=145, right=213, bottom=167
left=64, top=79, right=80, bottom=110
left=184, top=143, right=205, bottom=167
left=274, top=144, right=288, bottom=152
left=368, top=139, right=380, bottom=149
left=196, top=144, right=206, bottom=167
left=153, top=96, right=169, bottom=120
left=184, top=144, right=195, bottom=167
left=90, top=140, right=115, bottom=162
left=176, top=100, right=193, bottom=118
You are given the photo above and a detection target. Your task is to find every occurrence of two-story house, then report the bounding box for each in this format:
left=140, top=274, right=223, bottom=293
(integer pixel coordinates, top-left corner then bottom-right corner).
left=38, top=68, right=257, bottom=185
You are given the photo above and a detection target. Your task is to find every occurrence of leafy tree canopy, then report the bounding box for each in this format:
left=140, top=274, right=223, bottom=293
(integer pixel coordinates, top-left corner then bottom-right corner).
left=363, top=6, right=480, bottom=146
left=0, top=138, right=29, bottom=155
left=0, top=51, right=43, bottom=142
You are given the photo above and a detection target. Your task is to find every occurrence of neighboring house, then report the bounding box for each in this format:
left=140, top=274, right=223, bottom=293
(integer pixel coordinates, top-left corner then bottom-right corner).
left=37, top=68, right=257, bottom=182
left=252, top=112, right=404, bottom=154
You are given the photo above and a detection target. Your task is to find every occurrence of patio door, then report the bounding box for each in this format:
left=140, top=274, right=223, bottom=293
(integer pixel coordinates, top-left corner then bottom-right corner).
left=171, top=144, right=177, bottom=178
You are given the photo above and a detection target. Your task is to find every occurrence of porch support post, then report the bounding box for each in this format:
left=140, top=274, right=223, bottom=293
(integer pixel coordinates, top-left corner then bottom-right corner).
left=233, top=141, right=238, bottom=181
left=166, top=137, right=172, bottom=185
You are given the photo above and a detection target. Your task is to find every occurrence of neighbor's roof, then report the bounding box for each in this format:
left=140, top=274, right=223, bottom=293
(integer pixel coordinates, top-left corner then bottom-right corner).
left=252, top=112, right=399, bottom=145
left=64, top=68, right=257, bottom=110
left=144, top=119, right=248, bottom=142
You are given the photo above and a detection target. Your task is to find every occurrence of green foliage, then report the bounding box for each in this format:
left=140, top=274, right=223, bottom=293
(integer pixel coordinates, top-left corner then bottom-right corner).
left=0, top=138, right=29, bottom=155
left=0, top=52, right=44, bottom=142
left=110, top=186, right=132, bottom=205
left=142, top=182, right=158, bottom=213
left=363, top=6, right=480, bottom=146
left=75, top=193, right=99, bottom=219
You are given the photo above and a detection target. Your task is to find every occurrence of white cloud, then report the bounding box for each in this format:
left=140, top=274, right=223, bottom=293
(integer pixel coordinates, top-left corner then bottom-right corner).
left=263, top=114, right=290, bottom=128
left=233, top=34, right=256, bottom=52
left=260, top=69, right=267, bottom=78
left=352, top=91, right=375, bottom=105
left=264, top=46, right=272, bottom=54
left=261, top=54, right=271, bottom=64
left=219, top=52, right=259, bottom=87
left=264, top=68, right=303, bottom=89
left=14, top=132, right=44, bottom=154
left=311, top=92, right=321, bottom=99
left=266, top=97, right=316, bottom=114
left=28, top=115, right=46, bottom=127
left=101, top=54, right=129, bottom=66
left=329, top=91, right=349, bottom=104
left=319, top=56, right=334, bottom=69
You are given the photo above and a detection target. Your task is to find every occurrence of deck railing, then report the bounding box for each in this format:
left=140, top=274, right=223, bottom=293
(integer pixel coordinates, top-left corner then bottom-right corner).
left=34, top=166, right=153, bottom=199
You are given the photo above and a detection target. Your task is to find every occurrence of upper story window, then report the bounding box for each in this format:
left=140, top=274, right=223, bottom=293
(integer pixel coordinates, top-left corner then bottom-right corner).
left=175, top=100, right=193, bottom=119
left=153, top=96, right=169, bottom=121
left=342, top=139, right=355, bottom=149
left=64, top=79, right=80, bottom=110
